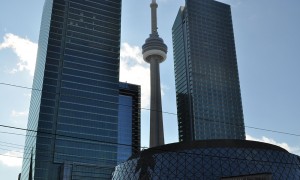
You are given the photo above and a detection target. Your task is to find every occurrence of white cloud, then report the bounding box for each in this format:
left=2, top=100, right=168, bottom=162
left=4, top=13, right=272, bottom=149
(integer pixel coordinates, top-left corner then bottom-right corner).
left=0, top=151, right=23, bottom=167
left=246, top=134, right=300, bottom=155
left=0, top=33, right=38, bottom=76
left=121, top=43, right=145, bottom=65
left=10, top=110, right=29, bottom=128
left=24, top=93, right=32, bottom=99
left=120, top=43, right=151, bottom=108
left=11, top=110, right=29, bottom=118
left=120, top=43, right=167, bottom=108
left=161, top=84, right=168, bottom=97
left=0, top=36, right=163, bottom=108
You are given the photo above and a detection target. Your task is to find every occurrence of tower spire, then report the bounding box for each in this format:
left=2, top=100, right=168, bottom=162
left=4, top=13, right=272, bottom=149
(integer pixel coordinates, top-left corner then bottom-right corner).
left=142, top=0, right=168, bottom=148
left=151, top=0, right=158, bottom=34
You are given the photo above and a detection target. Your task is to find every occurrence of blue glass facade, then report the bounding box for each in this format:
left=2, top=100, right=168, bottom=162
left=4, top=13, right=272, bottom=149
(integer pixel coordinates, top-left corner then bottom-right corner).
left=118, top=82, right=141, bottom=164
left=172, top=0, right=245, bottom=141
left=118, top=95, right=133, bottom=163
left=112, top=140, right=300, bottom=180
left=21, top=0, right=124, bottom=179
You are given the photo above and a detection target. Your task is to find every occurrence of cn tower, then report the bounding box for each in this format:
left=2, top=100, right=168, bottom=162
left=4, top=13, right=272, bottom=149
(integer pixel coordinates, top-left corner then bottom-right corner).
left=142, top=0, right=168, bottom=148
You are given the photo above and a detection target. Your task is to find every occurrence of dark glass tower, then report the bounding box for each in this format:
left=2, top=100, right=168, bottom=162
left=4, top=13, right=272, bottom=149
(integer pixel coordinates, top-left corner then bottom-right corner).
left=20, top=0, right=126, bottom=179
left=118, top=82, right=141, bottom=164
left=172, top=0, right=245, bottom=142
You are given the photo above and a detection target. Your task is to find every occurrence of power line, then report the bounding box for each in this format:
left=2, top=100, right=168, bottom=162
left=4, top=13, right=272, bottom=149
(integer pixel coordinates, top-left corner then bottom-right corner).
left=1, top=82, right=300, bottom=138
left=1, top=120, right=299, bottom=141
left=1, top=142, right=299, bottom=168
left=1, top=141, right=299, bottom=169
left=0, top=147, right=23, bottom=154
left=0, top=131, right=145, bottom=158
left=0, top=82, right=38, bottom=91
left=0, top=125, right=298, bottom=172
left=0, top=152, right=118, bottom=176
left=0, top=130, right=148, bottom=155
left=0, top=140, right=54, bottom=152
left=2, top=132, right=298, bottom=169
left=0, top=82, right=177, bottom=115
left=0, top=131, right=26, bottom=137
left=245, top=125, right=300, bottom=138
left=0, top=143, right=127, bottom=165
left=0, top=125, right=298, bottom=169
left=1, top=121, right=300, bottom=159
left=0, top=124, right=144, bottom=149
left=0, top=143, right=24, bottom=150
left=0, top=123, right=299, bottom=164
left=0, top=127, right=298, bottom=174
left=0, top=140, right=24, bottom=147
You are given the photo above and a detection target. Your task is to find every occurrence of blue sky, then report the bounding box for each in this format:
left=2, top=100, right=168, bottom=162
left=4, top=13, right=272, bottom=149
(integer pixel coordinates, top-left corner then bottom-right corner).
left=0, top=0, right=300, bottom=179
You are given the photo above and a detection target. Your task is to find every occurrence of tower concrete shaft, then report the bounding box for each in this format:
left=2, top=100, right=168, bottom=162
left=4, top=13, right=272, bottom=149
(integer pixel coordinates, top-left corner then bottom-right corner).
left=149, top=57, right=164, bottom=147
left=142, top=0, right=167, bottom=148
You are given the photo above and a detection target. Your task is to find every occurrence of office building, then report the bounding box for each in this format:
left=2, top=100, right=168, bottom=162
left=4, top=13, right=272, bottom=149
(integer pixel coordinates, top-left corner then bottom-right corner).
left=118, top=82, right=141, bottom=164
left=172, top=0, right=245, bottom=141
left=19, top=0, right=141, bottom=179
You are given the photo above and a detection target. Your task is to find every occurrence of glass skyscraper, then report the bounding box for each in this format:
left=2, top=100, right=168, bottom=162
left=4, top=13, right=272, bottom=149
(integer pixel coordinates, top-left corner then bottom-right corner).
left=20, top=0, right=141, bottom=179
left=118, top=82, right=141, bottom=164
left=172, top=0, right=245, bottom=141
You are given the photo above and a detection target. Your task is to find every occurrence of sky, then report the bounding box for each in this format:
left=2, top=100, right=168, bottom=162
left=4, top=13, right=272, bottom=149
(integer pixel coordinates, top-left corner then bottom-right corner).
left=0, top=0, right=300, bottom=179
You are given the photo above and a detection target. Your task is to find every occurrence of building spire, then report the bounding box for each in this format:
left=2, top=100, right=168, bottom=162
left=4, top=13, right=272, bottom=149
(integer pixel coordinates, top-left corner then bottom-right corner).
left=151, top=0, right=158, bottom=34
